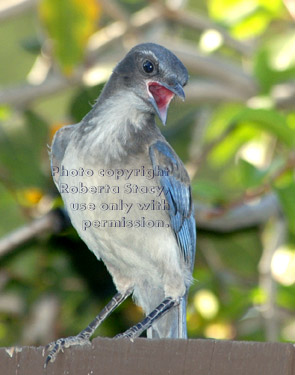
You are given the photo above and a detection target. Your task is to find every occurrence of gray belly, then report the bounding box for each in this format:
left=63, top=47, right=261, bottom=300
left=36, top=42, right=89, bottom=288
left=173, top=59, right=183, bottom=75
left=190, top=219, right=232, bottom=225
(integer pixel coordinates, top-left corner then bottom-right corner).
left=56, top=152, right=182, bottom=291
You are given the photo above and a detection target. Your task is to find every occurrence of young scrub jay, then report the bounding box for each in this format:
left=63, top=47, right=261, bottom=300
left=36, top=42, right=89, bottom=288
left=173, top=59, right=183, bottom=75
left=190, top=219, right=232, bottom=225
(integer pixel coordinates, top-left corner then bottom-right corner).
left=46, top=43, right=196, bottom=365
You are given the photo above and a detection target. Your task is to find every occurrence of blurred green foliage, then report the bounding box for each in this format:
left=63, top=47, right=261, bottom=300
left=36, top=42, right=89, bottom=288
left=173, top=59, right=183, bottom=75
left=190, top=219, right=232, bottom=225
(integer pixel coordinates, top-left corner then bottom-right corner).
left=39, top=0, right=100, bottom=74
left=0, top=0, right=294, bottom=348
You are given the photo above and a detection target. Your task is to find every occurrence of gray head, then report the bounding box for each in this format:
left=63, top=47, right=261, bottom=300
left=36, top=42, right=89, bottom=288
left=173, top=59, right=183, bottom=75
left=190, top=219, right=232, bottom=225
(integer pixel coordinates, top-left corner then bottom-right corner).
left=101, top=43, right=188, bottom=125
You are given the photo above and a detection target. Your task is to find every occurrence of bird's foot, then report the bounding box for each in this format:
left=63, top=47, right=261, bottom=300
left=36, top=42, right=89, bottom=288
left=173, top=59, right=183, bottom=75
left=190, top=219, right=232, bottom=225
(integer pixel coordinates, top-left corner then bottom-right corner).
left=44, top=334, right=91, bottom=367
left=114, top=297, right=176, bottom=342
left=114, top=327, right=138, bottom=342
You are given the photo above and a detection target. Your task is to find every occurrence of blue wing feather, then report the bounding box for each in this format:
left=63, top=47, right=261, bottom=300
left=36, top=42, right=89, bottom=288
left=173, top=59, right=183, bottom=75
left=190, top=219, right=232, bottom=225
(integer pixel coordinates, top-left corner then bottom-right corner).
left=149, top=140, right=196, bottom=269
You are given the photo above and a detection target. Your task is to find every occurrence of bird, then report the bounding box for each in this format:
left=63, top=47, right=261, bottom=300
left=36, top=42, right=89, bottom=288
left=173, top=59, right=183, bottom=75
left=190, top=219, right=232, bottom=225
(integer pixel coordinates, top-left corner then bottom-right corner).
left=46, top=42, right=196, bottom=366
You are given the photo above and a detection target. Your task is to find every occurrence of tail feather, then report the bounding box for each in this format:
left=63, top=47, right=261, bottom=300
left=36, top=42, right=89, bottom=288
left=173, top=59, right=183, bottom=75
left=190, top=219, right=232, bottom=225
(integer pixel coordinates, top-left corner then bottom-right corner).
left=146, top=294, right=187, bottom=338
left=133, top=282, right=188, bottom=339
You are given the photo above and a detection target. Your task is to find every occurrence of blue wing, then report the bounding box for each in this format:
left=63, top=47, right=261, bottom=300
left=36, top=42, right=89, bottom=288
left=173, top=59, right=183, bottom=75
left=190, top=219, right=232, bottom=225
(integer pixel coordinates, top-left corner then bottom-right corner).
left=149, top=140, right=196, bottom=270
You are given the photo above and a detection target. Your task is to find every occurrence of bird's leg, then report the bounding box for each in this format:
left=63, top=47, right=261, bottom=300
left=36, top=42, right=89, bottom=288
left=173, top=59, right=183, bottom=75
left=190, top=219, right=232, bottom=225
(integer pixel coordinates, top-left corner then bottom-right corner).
left=114, top=297, right=178, bottom=340
left=45, top=289, right=132, bottom=367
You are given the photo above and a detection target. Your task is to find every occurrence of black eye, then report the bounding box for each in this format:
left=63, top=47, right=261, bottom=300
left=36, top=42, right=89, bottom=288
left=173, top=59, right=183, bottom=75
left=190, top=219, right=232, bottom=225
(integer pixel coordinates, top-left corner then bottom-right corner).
left=143, top=60, right=154, bottom=73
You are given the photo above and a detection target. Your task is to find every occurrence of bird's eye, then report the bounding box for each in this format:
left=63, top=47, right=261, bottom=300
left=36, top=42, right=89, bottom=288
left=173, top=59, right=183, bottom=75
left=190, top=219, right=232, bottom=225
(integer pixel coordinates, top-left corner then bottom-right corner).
left=143, top=60, right=154, bottom=73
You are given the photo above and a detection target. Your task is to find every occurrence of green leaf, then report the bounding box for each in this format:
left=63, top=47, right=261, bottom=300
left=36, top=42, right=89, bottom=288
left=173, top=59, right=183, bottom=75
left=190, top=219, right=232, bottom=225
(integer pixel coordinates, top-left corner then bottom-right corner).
left=24, top=110, right=49, bottom=161
left=253, top=48, right=276, bottom=93
left=70, top=84, right=105, bottom=122
left=231, top=108, right=295, bottom=148
left=208, top=0, right=284, bottom=39
left=238, top=159, right=267, bottom=188
left=209, top=124, right=259, bottom=167
left=0, top=185, right=26, bottom=236
left=39, top=0, right=100, bottom=73
left=0, top=110, right=49, bottom=188
left=192, top=179, right=226, bottom=202
left=238, top=156, right=286, bottom=189
left=208, top=0, right=282, bottom=21
left=274, top=171, right=295, bottom=236
left=231, top=8, right=273, bottom=39
left=254, top=45, right=295, bottom=93
left=205, top=103, right=244, bottom=142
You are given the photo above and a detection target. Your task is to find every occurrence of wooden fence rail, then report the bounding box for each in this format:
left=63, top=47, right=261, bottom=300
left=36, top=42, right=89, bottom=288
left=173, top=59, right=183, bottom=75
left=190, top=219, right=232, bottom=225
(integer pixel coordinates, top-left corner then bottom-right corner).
left=1, top=338, right=295, bottom=375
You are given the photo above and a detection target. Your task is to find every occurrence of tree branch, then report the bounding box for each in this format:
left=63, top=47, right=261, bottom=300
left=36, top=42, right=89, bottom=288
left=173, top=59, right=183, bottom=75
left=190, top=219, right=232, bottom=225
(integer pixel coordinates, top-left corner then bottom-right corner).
left=186, top=121, right=238, bottom=179
left=156, top=39, right=257, bottom=96
left=97, top=0, right=131, bottom=24
left=0, top=193, right=281, bottom=258
left=206, top=153, right=295, bottom=219
left=0, top=210, right=65, bottom=258
left=259, top=216, right=286, bottom=341
left=0, top=6, right=161, bottom=107
left=0, top=77, right=252, bottom=108
left=86, top=5, right=161, bottom=58
left=149, top=0, right=254, bottom=56
left=0, top=71, right=82, bottom=107
left=186, top=80, right=250, bottom=103
left=0, top=0, right=38, bottom=21
left=195, top=193, right=281, bottom=232
left=272, top=82, right=295, bottom=110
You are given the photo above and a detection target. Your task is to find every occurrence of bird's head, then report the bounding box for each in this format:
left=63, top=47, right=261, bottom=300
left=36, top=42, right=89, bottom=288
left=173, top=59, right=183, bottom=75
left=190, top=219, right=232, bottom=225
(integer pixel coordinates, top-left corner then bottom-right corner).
left=112, top=43, right=188, bottom=125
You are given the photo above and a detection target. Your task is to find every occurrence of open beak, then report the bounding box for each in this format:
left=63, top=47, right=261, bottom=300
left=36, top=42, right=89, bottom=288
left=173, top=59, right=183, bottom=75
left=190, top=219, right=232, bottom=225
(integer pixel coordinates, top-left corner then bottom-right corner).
left=147, top=81, right=185, bottom=125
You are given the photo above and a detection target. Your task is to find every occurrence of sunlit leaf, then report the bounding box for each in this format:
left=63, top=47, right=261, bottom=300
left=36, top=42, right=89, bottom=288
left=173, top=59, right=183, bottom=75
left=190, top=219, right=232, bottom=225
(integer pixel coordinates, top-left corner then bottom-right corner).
left=0, top=106, right=11, bottom=121
left=254, top=34, right=295, bottom=93
left=205, top=103, right=244, bottom=141
left=39, top=0, right=101, bottom=74
left=193, top=289, right=219, bottom=319
left=208, top=0, right=284, bottom=38
left=208, top=0, right=258, bottom=22
left=271, top=245, right=295, bottom=285
left=209, top=124, right=259, bottom=167
left=231, top=108, right=295, bottom=147
left=287, top=113, right=295, bottom=130
left=268, top=32, right=295, bottom=71
left=204, top=322, right=234, bottom=339
left=231, top=10, right=271, bottom=39
left=250, top=287, right=267, bottom=305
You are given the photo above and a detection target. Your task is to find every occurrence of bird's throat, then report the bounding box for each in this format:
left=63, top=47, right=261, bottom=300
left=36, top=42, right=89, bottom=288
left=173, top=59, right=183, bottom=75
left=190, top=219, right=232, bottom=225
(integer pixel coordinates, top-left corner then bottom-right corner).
left=148, top=82, right=175, bottom=124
